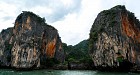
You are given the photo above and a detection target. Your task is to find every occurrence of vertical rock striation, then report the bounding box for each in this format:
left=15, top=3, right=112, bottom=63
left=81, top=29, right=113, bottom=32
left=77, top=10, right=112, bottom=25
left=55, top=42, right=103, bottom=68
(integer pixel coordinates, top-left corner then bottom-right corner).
left=0, top=11, right=64, bottom=69
left=89, top=5, right=140, bottom=71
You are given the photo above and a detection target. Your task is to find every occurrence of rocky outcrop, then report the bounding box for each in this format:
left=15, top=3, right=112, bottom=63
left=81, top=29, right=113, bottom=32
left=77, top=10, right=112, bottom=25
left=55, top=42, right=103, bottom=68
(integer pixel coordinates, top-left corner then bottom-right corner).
left=0, top=11, right=64, bottom=69
left=89, top=5, right=140, bottom=72
left=0, top=28, right=13, bottom=67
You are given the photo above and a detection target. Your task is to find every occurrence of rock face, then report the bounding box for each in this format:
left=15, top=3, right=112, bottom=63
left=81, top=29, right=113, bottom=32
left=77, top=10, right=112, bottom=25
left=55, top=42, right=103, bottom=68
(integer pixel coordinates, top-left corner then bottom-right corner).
left=89, top=5, right=140, bottom=71
left=0, top=28, right=13, bottom=67
left=0, top=11, right=64, bottom=69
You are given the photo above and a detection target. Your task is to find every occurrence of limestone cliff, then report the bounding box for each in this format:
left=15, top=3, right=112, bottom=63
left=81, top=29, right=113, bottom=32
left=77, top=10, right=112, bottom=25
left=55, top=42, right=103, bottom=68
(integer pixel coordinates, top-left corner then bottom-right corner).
left=0, top=28, right=13, bottom=67
left=89, top=5, right=140, bottom=71
left=0, top=11, right=64, bottom=69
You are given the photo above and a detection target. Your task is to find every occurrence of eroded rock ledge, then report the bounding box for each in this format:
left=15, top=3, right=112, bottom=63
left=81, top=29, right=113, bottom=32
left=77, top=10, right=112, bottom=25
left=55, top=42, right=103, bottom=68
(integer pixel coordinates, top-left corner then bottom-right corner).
left=89, top=5, right=140, bottom=72
left=0, top=11, right=65, bottom=69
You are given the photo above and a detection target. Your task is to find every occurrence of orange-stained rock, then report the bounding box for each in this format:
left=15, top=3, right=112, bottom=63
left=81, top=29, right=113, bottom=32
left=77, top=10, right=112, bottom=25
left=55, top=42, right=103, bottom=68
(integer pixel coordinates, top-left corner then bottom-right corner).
left=121, top=12, right=140, bottom=43
left=121, top=13, right=137, bottom=63
left=0, top=11, right=65, bottom=69
left=46, top=38, right=56, bottom=58
left=89, top=5, right=140, bottom=72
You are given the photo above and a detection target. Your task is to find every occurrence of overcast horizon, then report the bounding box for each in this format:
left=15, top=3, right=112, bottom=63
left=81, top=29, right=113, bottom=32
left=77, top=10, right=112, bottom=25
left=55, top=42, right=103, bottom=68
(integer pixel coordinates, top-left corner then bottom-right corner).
left=0, top=0, right=140, bottom=45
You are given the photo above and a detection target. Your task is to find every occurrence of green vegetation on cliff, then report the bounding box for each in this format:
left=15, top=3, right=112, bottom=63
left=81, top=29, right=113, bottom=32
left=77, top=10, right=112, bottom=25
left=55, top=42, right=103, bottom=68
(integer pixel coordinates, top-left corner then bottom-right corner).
left=63, top=40, right=92, bottom=63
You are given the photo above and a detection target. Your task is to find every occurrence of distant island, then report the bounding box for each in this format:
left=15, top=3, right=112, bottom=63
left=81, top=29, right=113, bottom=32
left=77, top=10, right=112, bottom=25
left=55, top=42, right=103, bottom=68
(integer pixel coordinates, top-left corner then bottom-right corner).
left=0, top=5, right=140, bottom=72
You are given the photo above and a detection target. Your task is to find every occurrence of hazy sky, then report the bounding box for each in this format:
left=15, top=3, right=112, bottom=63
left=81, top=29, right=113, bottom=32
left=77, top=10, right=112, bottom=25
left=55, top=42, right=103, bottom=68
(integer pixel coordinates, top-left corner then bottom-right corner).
left=0, top=0, right=140, bottom=45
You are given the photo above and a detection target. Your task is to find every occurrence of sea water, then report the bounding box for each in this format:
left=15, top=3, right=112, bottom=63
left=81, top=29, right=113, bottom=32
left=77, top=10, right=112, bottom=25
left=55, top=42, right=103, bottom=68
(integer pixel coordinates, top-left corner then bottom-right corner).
left=0, top=69, right=139, bottom=75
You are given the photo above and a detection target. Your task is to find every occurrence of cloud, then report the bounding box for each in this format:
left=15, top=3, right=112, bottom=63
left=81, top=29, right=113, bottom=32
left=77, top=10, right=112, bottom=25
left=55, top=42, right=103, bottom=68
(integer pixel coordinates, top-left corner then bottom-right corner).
left=45, top=0, right=81, bottom=22
left=0, top=1, right=18, bottom=29
left=52, top=0, right=102, bottom=45
left=22, top=0, right=82, bottom=23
